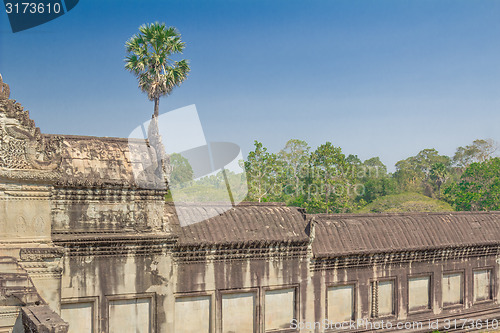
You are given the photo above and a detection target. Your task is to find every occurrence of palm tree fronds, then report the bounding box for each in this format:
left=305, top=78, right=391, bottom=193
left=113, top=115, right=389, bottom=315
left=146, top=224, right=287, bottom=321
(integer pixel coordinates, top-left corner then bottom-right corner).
left=125, top=22, right=190, bottom=109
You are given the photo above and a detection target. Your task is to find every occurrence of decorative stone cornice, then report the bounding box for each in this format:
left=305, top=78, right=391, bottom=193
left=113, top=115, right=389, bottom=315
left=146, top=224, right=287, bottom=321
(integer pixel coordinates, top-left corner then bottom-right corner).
left=19, top=248, right=65, bottom=261
left=310, top=244, right=500, bottom=271
left=174, top=241, right=310, bottom=263
left=52, top=187, right=167, bottom=201
left=52, top=233, right=177, bottom=257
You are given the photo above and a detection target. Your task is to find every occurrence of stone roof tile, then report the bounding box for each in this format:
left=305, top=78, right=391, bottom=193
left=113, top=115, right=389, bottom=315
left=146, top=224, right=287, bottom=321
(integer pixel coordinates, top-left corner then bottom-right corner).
left=177, top=202, right=309, bottom=246
left=312, top=211, right=500, bottom=257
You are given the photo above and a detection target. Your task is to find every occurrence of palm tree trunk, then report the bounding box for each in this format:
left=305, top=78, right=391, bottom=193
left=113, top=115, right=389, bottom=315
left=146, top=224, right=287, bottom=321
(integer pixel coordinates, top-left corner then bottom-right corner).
left=154, top=98, right=159, bottom=118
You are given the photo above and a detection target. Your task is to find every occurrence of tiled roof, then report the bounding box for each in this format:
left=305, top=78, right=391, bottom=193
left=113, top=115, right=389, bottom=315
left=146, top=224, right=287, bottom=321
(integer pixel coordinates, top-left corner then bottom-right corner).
left=312, top=211, right=500, bottom=257
left=176, top=202, right=309, bottom=246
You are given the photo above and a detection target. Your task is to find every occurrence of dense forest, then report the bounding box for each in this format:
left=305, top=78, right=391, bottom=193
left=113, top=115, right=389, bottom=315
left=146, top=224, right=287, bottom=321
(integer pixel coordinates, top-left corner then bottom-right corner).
left=242, top=138, right=500, bottom=213
left=168, top=139, right=499, bottom=213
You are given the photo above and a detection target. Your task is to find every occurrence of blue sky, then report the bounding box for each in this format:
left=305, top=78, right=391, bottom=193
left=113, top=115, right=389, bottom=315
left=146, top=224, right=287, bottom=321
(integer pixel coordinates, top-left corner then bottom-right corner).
left=1, top=0, right=499, bottom=171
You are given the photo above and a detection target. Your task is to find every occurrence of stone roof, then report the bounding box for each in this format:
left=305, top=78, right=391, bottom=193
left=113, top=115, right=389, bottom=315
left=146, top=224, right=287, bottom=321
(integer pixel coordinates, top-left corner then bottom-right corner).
left=311, top=211, right=500, bottom=258
left=176, top=202, right=310, bottom=247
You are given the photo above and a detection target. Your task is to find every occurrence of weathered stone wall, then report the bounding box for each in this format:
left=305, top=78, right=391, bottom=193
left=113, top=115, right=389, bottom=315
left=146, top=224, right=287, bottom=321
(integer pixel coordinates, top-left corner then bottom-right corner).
left=0, top=182, right=52, bottom=244
left=52, top=187, right=168, bottom=233
left=310, top=250, right=500, bottom=332
left=53, top=191, right=177, bottom=333
left=3, top=74, right=500, bottom=333
left=173, top=248, right=311, bottom=332
left=0, top=74, right=69, bottom=333
left=58, top=244, right=176, bottom=333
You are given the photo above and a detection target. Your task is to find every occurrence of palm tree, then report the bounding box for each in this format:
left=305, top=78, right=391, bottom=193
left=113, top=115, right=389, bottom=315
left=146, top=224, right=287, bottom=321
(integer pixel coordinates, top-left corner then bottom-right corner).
left=430, top=162, right=449, bottom=198
left=125, top=22, right=190, bottom=118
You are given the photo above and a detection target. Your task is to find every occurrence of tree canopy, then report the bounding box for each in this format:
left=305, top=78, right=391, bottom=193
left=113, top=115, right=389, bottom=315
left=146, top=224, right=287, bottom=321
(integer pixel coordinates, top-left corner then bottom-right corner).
left=125, top=22, right=190, bottom=118
left=453, top=139, right=498, bottom=168
left=444, top=157, right=500, bottom=211
left=243, top=138, right=499, bottom=214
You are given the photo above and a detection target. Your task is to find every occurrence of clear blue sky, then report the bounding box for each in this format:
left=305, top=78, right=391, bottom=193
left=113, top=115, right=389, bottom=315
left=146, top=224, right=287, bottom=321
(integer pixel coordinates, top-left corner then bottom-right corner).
left=1, top=0, right=499, bottom=171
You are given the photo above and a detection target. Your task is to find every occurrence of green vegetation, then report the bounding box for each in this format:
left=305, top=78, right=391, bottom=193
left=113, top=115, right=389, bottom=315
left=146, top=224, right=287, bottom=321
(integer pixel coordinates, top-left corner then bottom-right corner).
left=167, top=166, right=247, bottom=203
left=357, top=192, right=453, bottom=213
left=121, top=24, right=499, bottom=215
left=444, top=157, right=500, bottom=211
left=125, top=22, right=190, bottom=118
left=169, top=153, right=194, bottom=186
left=243, top=138, right=499, bottom=214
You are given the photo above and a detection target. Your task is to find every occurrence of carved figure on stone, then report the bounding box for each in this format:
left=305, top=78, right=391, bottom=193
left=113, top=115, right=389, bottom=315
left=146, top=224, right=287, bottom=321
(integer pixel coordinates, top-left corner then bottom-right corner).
left=33, top=216, right=46, bottom=233
left=145, top=117, right=170, bottom=189
left=16, top=215, right=27, bottom=234
left=0, top=74, right=62, bottom=177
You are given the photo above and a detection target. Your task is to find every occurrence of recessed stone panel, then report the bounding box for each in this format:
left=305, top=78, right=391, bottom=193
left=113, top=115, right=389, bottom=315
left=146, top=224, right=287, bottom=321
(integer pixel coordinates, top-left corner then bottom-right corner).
left=222, top=292, right=255, bottom=333
left=408, top=276, right=430, bottom=311
left=474, top=270, right=492, bottom=302
left=328, top=285, right=354, bottom=323
left=61, top=302, right=94, bottom=333
left=175, top=296, right=210, bottom=333
left=443, top=273, right=463, bottom=306
left=265, top=288, right=295, bottom=330
left=109, top=298, right=150, bottom=333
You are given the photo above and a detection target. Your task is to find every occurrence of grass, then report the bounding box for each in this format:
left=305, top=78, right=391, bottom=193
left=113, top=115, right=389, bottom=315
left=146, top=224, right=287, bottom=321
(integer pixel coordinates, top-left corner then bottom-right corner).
left=358, top=192, right=454, bottom=213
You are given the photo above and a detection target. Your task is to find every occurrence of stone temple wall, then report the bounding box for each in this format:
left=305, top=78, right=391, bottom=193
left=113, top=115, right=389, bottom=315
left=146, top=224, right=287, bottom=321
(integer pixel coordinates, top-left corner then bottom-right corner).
left=0, top=74, right=176, bottom=332
left=0, top=74, right=68, bottom=332
left=2, top=74, right=500, bottom=333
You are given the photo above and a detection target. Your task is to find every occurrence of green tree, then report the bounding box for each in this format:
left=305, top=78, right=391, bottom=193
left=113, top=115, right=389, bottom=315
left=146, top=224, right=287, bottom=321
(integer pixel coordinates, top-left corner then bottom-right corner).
left=168, top=153, right=194, bottom=188
left=429, top=162, right=449, bottom=197
left=444, top=157, right=500, bottom=211
left=394, top=149, right=451, bottom=196
left=363, top=157, right=388, bottom=176
left=412, top=148, right=451, bottom=176
left=346, top=154, right=362, bottom=167
left=125, top=22, right=190, bottom=118
left=357, top=157, right=396, bottom=204
left=453, top=139, right=498, bottom=168
left=307, top=142, right=355, bottom=213
left=245, top=141, right=281, bottom=202
left=278, top=139, right=310, bottom=200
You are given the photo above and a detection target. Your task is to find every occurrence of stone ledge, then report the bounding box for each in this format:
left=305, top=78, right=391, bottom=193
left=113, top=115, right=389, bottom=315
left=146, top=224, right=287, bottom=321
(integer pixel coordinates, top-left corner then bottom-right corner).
left=22, top=305, right=68, bottom=333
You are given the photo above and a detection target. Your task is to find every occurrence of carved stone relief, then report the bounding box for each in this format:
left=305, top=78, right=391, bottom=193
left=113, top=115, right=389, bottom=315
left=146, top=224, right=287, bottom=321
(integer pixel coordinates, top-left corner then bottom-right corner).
left=0, top=74, right=62, bottom=181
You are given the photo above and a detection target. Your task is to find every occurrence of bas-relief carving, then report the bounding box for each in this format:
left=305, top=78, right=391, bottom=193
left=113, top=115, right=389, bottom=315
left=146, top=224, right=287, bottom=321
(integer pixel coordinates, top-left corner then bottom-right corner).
left=12, top=216, right=45, bottom=237
left=0, top=74, right=62, bottom=181
left=0, top=121, right=61, bottom=171
left=0, top=184, right=52, bottom=241
left=51, top=190, right=167, bottom=232
left=0, top=75, right=57, bottom=242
